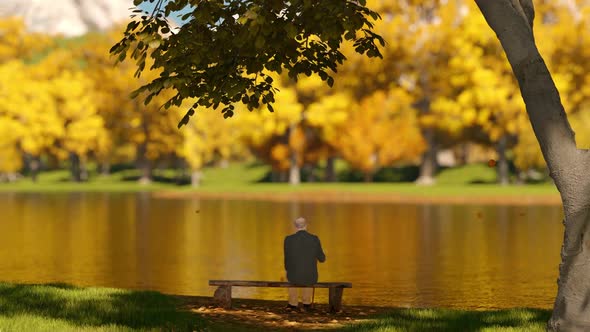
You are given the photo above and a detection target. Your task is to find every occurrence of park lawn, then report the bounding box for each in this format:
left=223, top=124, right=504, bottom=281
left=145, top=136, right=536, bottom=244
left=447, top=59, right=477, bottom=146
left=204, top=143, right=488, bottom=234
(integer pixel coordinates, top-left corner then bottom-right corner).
left=342, top=308, right=551, bottom=332
left=0, top=282, right=551, bottom=331
left=0, top=282, right=210, bottom=332
left=0, top=162, right=559, bottom=198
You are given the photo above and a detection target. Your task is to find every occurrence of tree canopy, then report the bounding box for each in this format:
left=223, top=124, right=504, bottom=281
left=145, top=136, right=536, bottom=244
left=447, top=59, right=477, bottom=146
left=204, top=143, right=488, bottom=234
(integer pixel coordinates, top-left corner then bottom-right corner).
left=111, top=0, right=385, bottom=127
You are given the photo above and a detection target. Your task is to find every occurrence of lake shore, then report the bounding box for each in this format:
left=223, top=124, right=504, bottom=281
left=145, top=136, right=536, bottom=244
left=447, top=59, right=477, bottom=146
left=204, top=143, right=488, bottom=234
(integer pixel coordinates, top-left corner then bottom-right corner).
left=154, top=189, right=562, bottom=206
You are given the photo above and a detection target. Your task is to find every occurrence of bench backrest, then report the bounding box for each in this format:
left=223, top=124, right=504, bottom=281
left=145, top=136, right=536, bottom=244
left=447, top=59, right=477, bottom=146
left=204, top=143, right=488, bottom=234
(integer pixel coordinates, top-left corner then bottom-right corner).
left=209, top=280, right=352, bottom=288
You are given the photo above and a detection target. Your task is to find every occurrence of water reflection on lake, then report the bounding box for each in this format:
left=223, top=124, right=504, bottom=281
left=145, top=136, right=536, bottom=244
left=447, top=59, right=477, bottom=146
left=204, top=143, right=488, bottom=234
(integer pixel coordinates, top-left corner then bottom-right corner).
left=0, top=192, right=563, bottom=309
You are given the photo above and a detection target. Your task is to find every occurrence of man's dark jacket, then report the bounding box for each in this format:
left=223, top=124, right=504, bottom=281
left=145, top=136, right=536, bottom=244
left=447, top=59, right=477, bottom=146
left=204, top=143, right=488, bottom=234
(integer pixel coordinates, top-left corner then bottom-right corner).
left=284, top=230, right=326, bottom=285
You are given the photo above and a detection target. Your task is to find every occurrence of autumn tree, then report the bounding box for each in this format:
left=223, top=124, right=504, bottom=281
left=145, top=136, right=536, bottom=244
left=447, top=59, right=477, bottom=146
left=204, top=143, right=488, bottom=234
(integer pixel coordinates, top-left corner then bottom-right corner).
left=79, top=30, right=183, bottom=184
left=239, top=83, right=304, bottom=182
left=180, top=106, right=247, bottom=187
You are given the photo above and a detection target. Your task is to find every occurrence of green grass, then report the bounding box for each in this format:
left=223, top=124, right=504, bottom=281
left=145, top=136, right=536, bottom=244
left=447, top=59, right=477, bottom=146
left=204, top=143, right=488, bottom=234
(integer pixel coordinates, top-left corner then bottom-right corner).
left=341, top=308, right=551, bottom=332
left=0, top=282, right=552, bottom=332
left=0, top=162, right=558, bottom=197
left=0, top=282, right=207, bottom=331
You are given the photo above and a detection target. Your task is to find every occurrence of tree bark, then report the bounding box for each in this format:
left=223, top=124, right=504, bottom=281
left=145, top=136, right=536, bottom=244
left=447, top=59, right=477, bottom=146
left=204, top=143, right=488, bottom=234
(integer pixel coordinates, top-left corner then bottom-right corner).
left=191, top=170, right=202, bottom=187
left=324, top=156, right=336, bottom=182
left=100, top=161, right=110, bottom=176
left=304, top=164, right=316, bottom=182
left=69, top=152, right=82, bottom=182
left=289, top=150, right=300, bottom=185
left=25, top=154, right=40, bottom=182
left=136, top=144, right=152, bottom=185
left=496, top=135, right=509, bottom=185
left=363, top=171, right=373, bottom=183
left=475, top=1, right=590, bottom=330
left=416, top=127, right=438, bottom=185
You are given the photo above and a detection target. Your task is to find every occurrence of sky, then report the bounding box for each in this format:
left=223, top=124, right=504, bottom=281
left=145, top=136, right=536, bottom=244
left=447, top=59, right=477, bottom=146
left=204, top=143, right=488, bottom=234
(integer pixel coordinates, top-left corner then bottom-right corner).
left=137, top=1, right=192, bottom=25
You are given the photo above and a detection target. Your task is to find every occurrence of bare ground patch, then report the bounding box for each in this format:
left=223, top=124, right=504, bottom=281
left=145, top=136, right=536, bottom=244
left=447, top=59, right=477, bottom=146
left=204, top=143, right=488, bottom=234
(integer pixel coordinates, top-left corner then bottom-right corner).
left=176, top=295, right=392, bottom=331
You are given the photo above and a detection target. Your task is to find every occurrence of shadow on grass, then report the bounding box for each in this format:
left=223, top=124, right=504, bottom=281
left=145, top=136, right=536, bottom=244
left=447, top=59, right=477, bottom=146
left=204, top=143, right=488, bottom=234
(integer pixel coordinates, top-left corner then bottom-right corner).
left=121, top=174, right=190, bottom=185
left=0, top=282, right=206, bottom=330
left=339, top=307, right=551, bottom=331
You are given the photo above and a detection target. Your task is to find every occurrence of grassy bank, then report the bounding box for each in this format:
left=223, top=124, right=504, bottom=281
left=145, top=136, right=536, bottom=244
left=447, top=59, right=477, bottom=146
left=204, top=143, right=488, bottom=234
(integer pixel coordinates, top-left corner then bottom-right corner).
left=0, top=163, right=558, bottom=198
left=0, top=282, right=207, bottom=331
left=0, top=282, right=551, bottom=331
left=341, top=308, right=551, bottom=331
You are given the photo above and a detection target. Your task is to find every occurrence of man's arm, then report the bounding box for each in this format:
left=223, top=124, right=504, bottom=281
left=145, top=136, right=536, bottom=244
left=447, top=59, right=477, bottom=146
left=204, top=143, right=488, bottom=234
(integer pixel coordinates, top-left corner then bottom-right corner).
left=316, top=236, right=326, bottom=263
left=284, top=236, right=289, bottom=271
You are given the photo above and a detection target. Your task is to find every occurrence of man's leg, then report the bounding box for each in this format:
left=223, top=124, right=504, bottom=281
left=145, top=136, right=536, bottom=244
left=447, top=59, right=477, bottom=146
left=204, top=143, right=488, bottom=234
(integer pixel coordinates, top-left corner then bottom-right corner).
left=301, top=287, right=313, bottom=305
left=288, top=287, right=299, bottom=307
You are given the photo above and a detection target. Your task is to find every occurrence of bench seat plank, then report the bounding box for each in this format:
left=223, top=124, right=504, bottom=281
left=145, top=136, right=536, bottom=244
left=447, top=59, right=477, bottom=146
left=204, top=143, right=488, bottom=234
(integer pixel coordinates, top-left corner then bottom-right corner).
left=209, top=280, right=352, bottom=288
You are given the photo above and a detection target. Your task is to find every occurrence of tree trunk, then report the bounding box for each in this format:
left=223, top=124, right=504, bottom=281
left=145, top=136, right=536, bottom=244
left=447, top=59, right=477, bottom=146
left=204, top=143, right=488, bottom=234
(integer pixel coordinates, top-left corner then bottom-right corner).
left=219, top=159, right=229, bottom=169
left=136, top=144, right=152, bottom=185
left=100, top=161, right=110, bottom=176
left=416, top=127, right=438, bottom=185
left=279, top=170, right=288, bottom=183
left=80, top=160, right=88, bottom=182
left=69, top=152, right=82, bottom=182
left=457, top=143, right=469, bottom=166
left=271, top=169, right=281, bottom=183
left=364, top=171, right=373, bottom=183
left=324, top=156, right=336, bottom=182
left=191, top=170, right=202, bottom=187
left=475, top=1, right=590, bottom=329
left=304, top=164, right=316, bottom=182
left=496, top=135, right=509, bottom=185
left=289, top=151, right=300, bottom=185
left=25, top=154, right=40, bottom=182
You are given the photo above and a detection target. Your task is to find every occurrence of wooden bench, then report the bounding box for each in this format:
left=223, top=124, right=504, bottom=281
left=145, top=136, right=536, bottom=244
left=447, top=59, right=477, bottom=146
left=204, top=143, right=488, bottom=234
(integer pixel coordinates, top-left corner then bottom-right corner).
left=209, top=280, right=352, bottom=312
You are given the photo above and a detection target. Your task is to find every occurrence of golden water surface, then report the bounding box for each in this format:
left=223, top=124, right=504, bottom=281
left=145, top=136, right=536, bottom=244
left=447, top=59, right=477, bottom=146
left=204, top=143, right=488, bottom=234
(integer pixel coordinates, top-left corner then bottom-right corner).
left=0, top=192, right=563, bottom=309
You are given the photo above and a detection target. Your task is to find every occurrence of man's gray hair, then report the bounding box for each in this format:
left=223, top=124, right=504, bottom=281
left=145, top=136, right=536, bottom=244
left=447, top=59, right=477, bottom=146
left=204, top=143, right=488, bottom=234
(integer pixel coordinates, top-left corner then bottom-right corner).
left=294, top=217, right=307, bottom=230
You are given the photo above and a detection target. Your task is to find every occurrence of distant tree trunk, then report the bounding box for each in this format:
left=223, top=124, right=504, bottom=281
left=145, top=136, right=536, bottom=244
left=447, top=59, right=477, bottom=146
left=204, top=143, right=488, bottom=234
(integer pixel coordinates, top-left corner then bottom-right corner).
left=364, top=171, right=373, bottom=183
left=271, top=169, right=281, bottom=182
left=324, top=156, right=336, bottom=182
left=80, top=160, right=88, bottom=182
left=175, top=158, right=187, bottom=185
left=191, top=170, right=202, bottom=187
left=219, top=159, right=229, bottom=169
left=416, top=127, right=438, bottom=185
left=279, top=170, right=288, bottom=183
left=69, top=152, right=82, bottom=182
left=476, top=1, right=590, bottom=330
left=100, top=161, right=110, bottom=176
left=289, top=151, right=300, bottom=185
left=496, top=135, right=510, bottom=185
left=136, top=144, right=152, bottom=185
left=457, top=143, right=469, bottom=166
left=304, top=164, right=316, bottom=182
left=25, top=154, right=40, bottom=182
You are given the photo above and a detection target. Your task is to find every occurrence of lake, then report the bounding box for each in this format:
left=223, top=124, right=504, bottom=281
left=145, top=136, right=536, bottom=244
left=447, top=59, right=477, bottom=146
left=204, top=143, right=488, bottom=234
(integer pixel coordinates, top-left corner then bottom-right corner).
left=0, top=192, right=563, bottom=309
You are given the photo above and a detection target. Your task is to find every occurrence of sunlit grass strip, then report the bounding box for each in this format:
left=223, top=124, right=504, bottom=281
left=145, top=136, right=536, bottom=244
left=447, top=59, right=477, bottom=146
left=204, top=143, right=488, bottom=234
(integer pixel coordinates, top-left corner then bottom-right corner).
left=341, top=307, right=551, bottom=331
left=0, top=282, right=206, bottom=332
left=0, top=162, right=558, bottom=197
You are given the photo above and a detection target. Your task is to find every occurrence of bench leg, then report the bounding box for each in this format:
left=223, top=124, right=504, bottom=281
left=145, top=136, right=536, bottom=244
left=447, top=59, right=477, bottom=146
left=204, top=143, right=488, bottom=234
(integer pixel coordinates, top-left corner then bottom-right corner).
left=328, top=287, right=343, bottom=313
left=213, top=285, right=232, bottom=309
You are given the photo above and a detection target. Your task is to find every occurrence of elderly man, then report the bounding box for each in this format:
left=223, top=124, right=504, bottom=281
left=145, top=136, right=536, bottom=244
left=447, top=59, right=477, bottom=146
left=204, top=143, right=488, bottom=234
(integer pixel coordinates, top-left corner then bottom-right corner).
left=284, top=217, right=326, bottom=311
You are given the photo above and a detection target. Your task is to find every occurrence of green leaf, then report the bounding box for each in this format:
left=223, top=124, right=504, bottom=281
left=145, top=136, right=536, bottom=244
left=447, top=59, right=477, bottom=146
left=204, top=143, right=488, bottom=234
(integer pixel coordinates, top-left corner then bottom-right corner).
left=284, top=23, right=298, bottom=39
left=327, top=76, right=334, bottom=87
left=255, top=35, right=265, bottom=49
